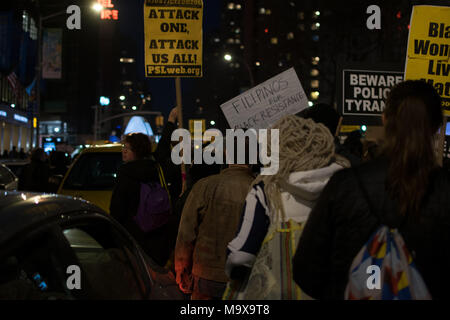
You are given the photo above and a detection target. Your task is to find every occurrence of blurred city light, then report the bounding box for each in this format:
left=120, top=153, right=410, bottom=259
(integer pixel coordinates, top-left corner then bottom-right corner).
left=224, top=53, right=232, bottom=61
left=92, top=3, right=103, bottom=12
left=210, top=120, right=216, bottom=126
left=132, top=106, right=137, bottom=110
left=99, top=96, right=110, bottom=106
left=119, top=95, right=125, bottom=101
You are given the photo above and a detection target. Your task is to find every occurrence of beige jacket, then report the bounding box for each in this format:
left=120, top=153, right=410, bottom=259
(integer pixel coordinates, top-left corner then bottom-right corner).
left=175, top=166, right=254, bottom=292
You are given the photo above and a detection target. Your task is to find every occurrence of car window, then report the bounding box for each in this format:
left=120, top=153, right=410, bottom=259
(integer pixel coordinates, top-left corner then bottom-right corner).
left=0, top=230, right=74, bottom=300
left=62, top=152, right=122, bottom=190
left=0, top=166, right=14, bottom=185
left=62, top=223, right=148, bottom=299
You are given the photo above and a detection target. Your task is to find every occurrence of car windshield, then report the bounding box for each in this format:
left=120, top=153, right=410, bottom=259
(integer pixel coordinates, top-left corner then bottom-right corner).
left=63, top=152, right=122, bottom=190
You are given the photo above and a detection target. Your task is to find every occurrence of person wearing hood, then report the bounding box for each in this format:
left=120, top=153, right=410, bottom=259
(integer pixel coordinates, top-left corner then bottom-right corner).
left=110, top=132, right=171, bottom=266
left=223, top=115, right=350, bottom=300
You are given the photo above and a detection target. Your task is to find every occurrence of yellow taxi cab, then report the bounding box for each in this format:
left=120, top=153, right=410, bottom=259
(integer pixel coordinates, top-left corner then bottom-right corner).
left=57, top=143, right=123, bottom=213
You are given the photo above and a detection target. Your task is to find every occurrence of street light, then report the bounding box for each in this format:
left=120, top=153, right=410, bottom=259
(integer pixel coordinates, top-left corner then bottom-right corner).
left=224, top=53, right=232, bottom=62
left=92, top=3, right=104, bottom=12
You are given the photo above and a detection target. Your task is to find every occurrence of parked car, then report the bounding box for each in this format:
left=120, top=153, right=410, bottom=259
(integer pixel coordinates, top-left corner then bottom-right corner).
left=0, top=191, right=184, bottom=300
left=0, top=159, right=29, bottom=181
left=0, top=164, right=19, bottom=190
left=57, top=144, right=123, bottom=213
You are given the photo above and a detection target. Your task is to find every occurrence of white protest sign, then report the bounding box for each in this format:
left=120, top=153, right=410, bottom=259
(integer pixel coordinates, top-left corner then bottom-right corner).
left=220, top=68, right=308, bottom=129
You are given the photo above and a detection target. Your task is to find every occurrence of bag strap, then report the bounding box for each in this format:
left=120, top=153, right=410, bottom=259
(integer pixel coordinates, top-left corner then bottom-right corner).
left=156, top=164, right=171, bottom=201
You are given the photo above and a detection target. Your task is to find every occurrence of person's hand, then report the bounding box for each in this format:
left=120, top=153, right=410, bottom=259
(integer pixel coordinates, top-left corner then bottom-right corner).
left=168, top=107, right=178, bottom=124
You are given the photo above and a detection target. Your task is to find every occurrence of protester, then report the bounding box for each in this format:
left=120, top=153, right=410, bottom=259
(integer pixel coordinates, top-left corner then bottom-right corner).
left=9, top=146, right=18, bottom=159
left=174, top=140, right=255, bottom=300
left=296, top=103, right=340, bottom=136
left=293, top=80, right=450, bottom=299
left=165, top=159, right=222, bottom=272
left=18, top=148, right=50, bottom=192
left=19, top=148, right=26, bottom=159
left=224, top=115, right=349, bottom=300
left=110, top=132, right=172, bottom=267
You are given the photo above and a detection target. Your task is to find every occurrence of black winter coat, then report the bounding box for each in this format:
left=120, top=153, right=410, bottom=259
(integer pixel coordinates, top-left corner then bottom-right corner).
left=110, top=158, right=175, bottom=267
left=293, top=157, right=450, bottom=300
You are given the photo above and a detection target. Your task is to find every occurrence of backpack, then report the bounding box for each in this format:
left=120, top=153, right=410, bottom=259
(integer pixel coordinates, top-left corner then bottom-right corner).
left=223, top=219, right=308, bottom=300
left=345, top=169, right=431, bottom=300
left=133, top=164, right=171, bottom=233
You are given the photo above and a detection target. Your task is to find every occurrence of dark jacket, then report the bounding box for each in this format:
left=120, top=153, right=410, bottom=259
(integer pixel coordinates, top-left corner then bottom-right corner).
left=293, top=157, right=450, bottom=300
left=110, top=158, right=173, bottom=266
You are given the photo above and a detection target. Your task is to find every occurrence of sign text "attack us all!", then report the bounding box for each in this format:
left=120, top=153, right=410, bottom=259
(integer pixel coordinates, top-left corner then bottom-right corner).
left=144, top=0, right=203, bottom=78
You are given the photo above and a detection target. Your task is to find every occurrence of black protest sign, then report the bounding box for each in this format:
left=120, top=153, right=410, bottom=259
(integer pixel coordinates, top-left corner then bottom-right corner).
left=342, top=69, right=403, bottom=117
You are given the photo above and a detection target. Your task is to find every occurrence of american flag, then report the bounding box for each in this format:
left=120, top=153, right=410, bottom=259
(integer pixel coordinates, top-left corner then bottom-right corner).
left=7, top=71, right=20, bottom=96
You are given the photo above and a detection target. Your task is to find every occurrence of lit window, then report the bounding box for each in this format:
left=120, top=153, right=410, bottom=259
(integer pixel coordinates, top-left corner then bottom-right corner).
left=315, top=11, right=321, bottom=17
left=259, top=8, right=266, bottom=14
left=310, top=91, right=320, bottom=100
left=240, top=45, right=245, bottom=50
left=235, top=38, right=241, bottom=44
left=22, top=11, right=29, bottom=32
left=235, top=28, right=241, bottom=34
left=236, top=4, right=242, bottom=10
left=120, top=58, right=135, bottom=63
left=228, top=2, right=235, bottom=10
left=230, top=21, right=235, bottom=26
left=214, top=38, right=220, bottom=42
left=30, top=18, right=38, bottom=40
left=298, top=12, right=304, bottom=20
left=310, top=69, right=319, bottom=77
left=227, top=38, right=235, bottom=44
left=266, top=9, right=272, bottom=15
left=312, top=56, right=320, bottom=65
left=312, top=35, right=320, bottom=41
left=271, top=37, right=278, bottom=44
left=287, top=32, right=294, bottom=40
left=255, top=61, right=261, bottom=67
left=310, top=80, right=319, bottom=88
left=298, top=24, right=305, bottom=31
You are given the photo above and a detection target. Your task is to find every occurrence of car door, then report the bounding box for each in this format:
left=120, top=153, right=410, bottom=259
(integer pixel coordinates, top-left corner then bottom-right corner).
left=0, top=224, right=89, bottom=300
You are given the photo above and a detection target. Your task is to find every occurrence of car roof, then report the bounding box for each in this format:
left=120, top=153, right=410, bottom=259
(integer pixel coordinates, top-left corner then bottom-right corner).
left=80, top=144, right=122, bottom=154
left=0, top=191, right=105, bottom=244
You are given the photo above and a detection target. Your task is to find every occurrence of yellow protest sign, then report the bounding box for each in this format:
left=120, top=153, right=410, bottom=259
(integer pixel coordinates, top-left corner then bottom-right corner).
left=404, top=5, right=450, bottom=115
left=144, top=0, right=203, bottom=78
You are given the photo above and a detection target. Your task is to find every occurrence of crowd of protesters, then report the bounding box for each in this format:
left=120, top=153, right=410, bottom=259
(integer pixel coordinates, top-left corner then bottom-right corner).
left=105, top=80, right=450, bottom=300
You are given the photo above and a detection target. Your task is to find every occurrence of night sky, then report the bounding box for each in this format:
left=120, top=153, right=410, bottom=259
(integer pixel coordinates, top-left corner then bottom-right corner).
left=115, top=0, right=222, bottom=121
